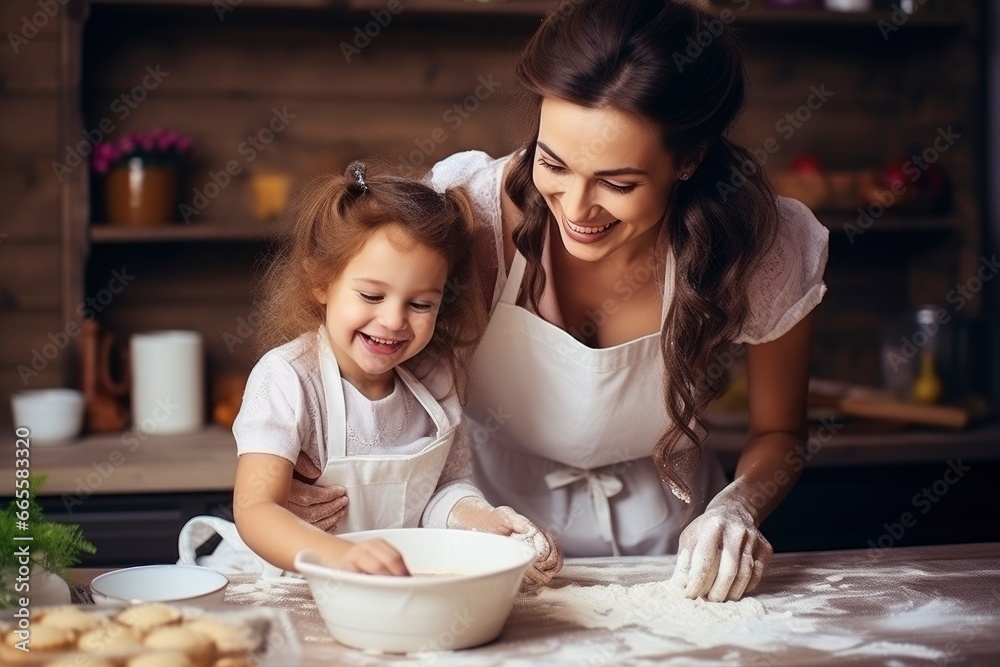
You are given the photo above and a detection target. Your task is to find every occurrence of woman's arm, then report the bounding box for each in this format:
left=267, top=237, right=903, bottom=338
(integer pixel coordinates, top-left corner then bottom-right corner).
left=671, top=311, right=815, bottom=601
left=737, top=307, right=815, bottom=522
left=233, top=453, right=408, bottom=575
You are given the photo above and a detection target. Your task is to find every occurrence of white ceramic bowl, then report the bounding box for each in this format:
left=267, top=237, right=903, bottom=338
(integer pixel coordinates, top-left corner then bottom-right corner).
left=294, top=528, right=535, bottom=653
left=11, top=389, right=85, bottom=445
left=90, top=565, right=229, bottom=604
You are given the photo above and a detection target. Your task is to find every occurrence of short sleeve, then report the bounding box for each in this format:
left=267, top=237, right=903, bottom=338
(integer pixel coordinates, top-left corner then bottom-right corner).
left=426, top=150, right=510, bottom=308
left=232, top=352, right=308, bottom=464
left=735, top=197, right=830, bottom=345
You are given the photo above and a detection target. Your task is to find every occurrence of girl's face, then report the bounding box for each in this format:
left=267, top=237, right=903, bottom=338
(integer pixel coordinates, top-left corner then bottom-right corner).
left=313, top=225, right=449, bottom=397
left=533, top=97, right=682, bottom=264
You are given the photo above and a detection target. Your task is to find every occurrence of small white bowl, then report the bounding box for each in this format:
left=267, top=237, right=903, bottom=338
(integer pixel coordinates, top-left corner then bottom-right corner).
left=295, top=528, right=535, bottom=653
left=91, top=565, right=229, bottom=605
left=11, top=389, right=85, bottom=445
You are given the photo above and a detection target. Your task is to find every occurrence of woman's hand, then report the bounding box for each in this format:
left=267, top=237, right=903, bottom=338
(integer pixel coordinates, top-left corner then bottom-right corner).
left=448, top=497, right=564, bottom=590
left=670, top=479, right=772, bottom=602
left=288, top=452, right=349, bottom=532
left=324, top=538, right=410, bottom=576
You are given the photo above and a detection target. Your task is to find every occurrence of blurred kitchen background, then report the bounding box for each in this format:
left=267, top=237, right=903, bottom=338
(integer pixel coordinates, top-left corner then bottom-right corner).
left=0, top=0, right=998, bottom=566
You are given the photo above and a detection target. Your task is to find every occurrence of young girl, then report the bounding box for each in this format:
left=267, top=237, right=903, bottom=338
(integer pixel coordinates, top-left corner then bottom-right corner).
left=229, top=162, right=562, bottom=583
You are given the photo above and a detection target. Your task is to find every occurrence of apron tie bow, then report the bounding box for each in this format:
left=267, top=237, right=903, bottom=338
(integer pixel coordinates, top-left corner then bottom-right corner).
left=545, top=466, right=624, bottom=556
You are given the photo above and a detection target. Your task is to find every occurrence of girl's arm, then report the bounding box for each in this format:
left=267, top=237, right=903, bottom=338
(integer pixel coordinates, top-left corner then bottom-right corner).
left=672, top=311, right=814, bottom=601
left=233, top=453, right=409, bottom=575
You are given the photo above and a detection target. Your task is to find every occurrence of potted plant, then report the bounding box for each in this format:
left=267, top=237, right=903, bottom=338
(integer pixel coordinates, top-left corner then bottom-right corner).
left=92, top=127, right=194, bottom=227
left=1, top=476, right=96, bottom=608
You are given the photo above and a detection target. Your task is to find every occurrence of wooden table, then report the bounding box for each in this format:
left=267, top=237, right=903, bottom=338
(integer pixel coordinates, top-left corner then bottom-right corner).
left=201, top=542, right=999, bottom=666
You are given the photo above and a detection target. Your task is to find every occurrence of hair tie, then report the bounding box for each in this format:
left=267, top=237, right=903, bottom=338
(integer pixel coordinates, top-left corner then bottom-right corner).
left=346, top=160, right=369, bottom=194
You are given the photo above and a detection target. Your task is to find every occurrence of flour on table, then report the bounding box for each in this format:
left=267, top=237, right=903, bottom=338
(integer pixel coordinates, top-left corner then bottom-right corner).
left=534, top=576, right=779, bottom=649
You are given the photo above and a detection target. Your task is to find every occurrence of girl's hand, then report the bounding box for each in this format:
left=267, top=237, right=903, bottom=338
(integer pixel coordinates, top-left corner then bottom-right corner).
left=448, top=497, right=564, bottom=590
left=288, top=452, right=349, bottom=532
left=327, top=538, right=410, bottom=576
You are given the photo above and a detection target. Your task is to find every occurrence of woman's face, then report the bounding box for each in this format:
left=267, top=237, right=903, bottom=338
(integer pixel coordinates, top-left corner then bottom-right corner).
left=533, top=97, right=682, bottom=264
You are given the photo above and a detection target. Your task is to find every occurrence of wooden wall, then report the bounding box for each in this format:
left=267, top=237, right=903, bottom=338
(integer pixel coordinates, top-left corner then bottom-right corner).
left=0, top=1, right=988, bottom=427
left=0, top=0, right=66, bottom=423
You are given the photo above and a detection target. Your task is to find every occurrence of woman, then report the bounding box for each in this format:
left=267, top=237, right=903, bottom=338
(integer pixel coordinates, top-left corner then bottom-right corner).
left=294, top=0, right=828, bottom=602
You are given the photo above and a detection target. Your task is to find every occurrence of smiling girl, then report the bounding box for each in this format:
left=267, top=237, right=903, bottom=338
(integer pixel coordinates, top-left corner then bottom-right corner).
left=229, top=162, right=562, bottom=583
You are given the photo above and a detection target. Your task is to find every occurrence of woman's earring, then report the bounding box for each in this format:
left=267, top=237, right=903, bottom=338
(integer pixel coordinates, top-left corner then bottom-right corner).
left=679, top=173, right=690, bottom=181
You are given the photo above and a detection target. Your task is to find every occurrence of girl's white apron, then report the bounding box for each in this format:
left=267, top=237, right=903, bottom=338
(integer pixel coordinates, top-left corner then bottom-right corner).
left=179, top=328, right=456, bottom=576
left=466, top=247, right=726, bottom=557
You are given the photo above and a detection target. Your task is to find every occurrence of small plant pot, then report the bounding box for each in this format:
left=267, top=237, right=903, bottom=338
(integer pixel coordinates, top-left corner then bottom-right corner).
left=105, top=158, right=178, bottom=226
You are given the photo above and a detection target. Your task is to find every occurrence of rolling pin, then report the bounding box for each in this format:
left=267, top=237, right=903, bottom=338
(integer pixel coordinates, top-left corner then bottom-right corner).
left=808, top=378, right=971, bottom=429
left=836, top=395, right=969, bottom=429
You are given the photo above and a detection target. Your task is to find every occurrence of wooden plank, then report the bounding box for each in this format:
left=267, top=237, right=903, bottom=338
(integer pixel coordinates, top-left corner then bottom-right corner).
left=86, top=24, right=519, bottom=99
left=0, top=0, right=60, bottom=35
left=0, top=245, right=61, bottom=310
left=0, top=167, right=62, bottom=241
left=0, top=35, right=58, bottom=93
left=0, top=99, right=60, bottom=158
left=0, top=310, right=65, bottom=366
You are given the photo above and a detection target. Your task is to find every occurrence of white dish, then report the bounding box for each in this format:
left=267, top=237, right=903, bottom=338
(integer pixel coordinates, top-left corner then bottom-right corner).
left=11, top=389, right=85, bottom=444
left=295, top=528, right=535, bottom=653
left=90, top=564, right=229, bottom=604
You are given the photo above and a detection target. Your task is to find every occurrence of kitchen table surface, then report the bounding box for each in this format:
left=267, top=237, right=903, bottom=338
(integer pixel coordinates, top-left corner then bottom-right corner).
left=213, top=542, right=1000, bottom=666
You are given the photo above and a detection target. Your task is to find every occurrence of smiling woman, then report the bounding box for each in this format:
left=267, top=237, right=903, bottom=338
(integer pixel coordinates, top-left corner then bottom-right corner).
left=419, top=0, right=830, bottom=602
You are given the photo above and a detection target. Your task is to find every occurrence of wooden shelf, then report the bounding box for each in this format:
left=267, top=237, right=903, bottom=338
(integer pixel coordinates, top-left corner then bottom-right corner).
left=89, top=223, right=285, bottom=243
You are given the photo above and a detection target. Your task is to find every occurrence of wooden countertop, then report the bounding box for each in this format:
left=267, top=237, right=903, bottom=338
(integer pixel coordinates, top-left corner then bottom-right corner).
left=0, top=426, right=238, bottom=496
left=214, top=542, right=999, bottom=666
left=2, top=423, right=999, bottom=496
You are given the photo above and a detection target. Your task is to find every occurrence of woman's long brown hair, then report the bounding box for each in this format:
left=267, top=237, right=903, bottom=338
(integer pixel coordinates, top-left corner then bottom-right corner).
left=505, top=0, right=779, bottom=501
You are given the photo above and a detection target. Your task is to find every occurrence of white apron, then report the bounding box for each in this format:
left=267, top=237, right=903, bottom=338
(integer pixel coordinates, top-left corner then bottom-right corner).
left=466, top=246, right=726, bottom=557
left=312, top=328, right=457, bottom=534
left=179, top=328, right=456, bottom=576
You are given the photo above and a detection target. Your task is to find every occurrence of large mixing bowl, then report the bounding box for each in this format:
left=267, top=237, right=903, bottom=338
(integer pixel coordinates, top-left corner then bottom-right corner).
left=294, top=528, right=535, bottom=653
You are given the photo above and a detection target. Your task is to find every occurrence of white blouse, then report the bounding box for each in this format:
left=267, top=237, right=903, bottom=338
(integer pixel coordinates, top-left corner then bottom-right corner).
left=233, top=334, right=483, bottom=529
left=426, top=150, right=829, bottom=345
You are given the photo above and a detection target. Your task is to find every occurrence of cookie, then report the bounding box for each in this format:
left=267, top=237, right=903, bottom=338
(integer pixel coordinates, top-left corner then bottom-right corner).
left=45, top=655, right=116, bottom=667
left=182, top=619, right=259, bottom=655
left=117, top=604, right=182, bottom=633
left=77, top=622, right=143, bottom=654
left=127, top=651, right=197, bottom=667
left=4, top=624, right=74, bottom=651
left=143, top=627, right=216, bottom=667
left=212, top=655, right=253, bottom=667
left=38, top=607, right=103, bottom=634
